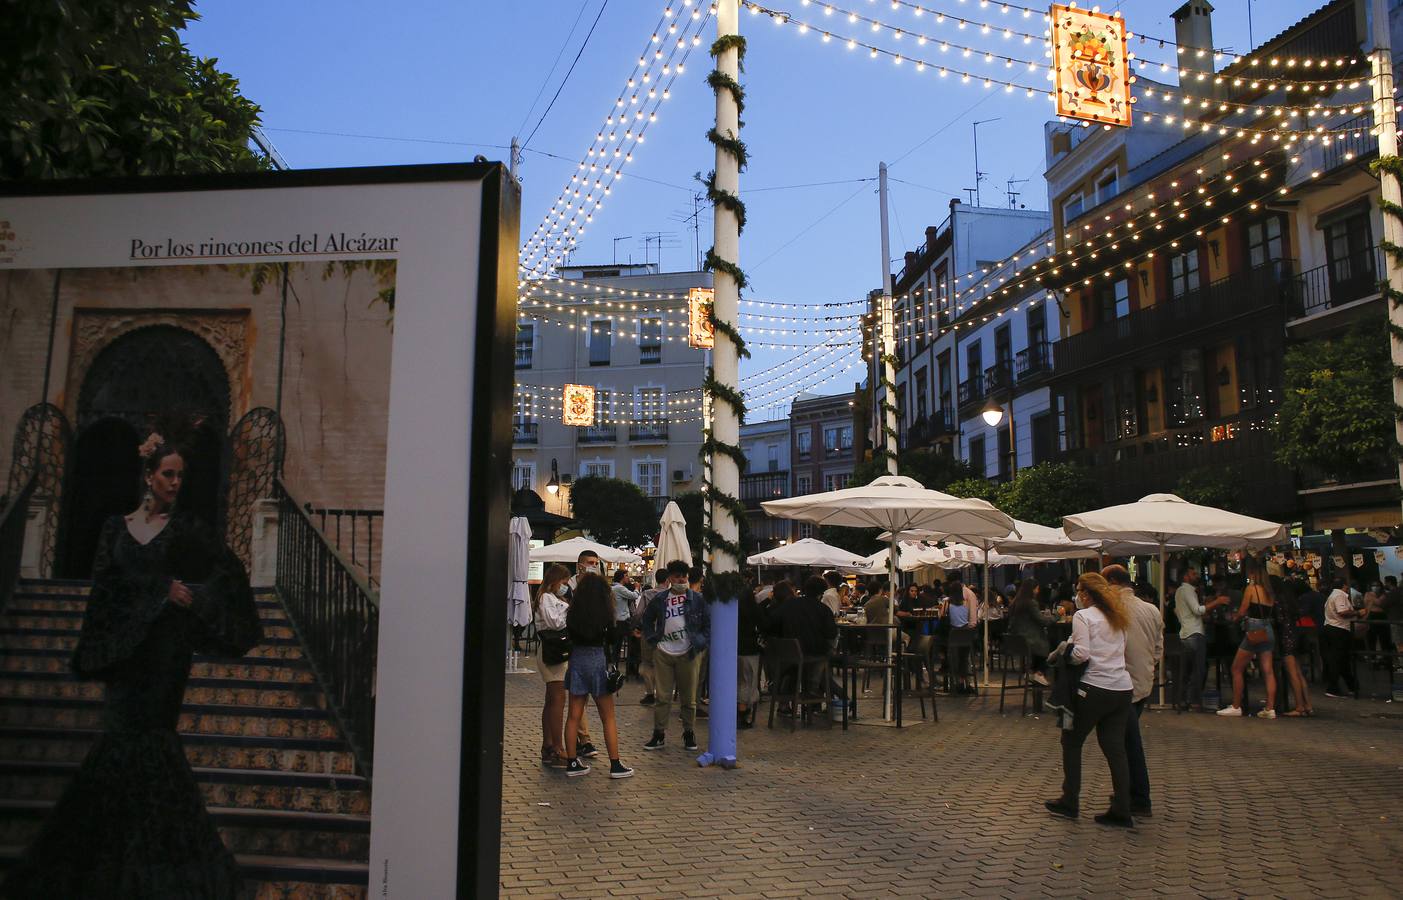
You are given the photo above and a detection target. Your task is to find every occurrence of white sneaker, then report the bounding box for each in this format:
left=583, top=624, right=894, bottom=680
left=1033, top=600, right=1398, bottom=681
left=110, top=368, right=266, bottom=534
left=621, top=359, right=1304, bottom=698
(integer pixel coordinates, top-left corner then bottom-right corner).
left=1258, top=708, right=1277, bottom=719
left=1216, top=705, right=1243, bottom=717
left=1031, top=672, right=1051, bottom=687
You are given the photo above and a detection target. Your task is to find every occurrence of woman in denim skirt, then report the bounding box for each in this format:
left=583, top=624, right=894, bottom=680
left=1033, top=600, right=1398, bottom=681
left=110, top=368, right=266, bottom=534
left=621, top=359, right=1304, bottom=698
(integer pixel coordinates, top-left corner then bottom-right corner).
left=562, top=574, right=633, bottom=779
left=1217, top=561, right=1279, bottom=719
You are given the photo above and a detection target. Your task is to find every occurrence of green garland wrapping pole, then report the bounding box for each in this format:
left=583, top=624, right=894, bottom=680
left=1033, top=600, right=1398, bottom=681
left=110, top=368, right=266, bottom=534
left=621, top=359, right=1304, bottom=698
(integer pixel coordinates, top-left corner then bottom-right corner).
left=697, top=0, right=745, bottom=770
left=1367, top=0, right=1403, bottom=523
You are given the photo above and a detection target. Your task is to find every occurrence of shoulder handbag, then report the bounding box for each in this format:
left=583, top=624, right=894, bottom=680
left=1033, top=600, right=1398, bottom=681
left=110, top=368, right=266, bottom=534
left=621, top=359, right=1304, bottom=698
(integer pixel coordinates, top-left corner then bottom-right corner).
left=539, top=629, right=571, bottom=666
left=604, top=623, right=625, bottom=693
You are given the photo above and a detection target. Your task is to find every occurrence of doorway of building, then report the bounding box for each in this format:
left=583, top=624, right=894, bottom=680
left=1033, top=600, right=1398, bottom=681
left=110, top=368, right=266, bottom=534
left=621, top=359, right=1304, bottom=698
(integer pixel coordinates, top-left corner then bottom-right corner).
left=59, top=325, right=231, bottom=577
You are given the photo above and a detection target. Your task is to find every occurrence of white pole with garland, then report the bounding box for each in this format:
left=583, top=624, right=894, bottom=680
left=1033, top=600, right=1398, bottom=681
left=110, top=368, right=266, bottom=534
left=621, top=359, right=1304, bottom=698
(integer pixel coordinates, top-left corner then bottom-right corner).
left=877, top=161, right=900, bottom=720
left=699, top=0, right=743, bottom=769
left=1370, top=0, right=1403, bottom=522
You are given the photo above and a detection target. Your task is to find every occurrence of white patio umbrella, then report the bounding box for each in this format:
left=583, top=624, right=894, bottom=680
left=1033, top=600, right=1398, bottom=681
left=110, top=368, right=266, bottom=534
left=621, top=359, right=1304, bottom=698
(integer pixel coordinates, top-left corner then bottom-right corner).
left=655, top=501, right=693, bottom=575
left=844, top=542, right=951, bottom=574
left=747, top=537, right=871, bottom=569
left=762, top=475, right=1014, bottom=720
left=529, top=535, right=643, bottom=565
left=1063, top=493, right=1287, bottom=699
left=884, top=520, right=1101, bottom=683
left=506, top=516, right=534, bottom=674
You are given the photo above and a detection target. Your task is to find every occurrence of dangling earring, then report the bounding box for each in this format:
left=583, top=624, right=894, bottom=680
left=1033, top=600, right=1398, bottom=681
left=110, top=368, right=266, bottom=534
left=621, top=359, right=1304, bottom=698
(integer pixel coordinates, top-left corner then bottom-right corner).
left=143, top=488, right=154, bottom=512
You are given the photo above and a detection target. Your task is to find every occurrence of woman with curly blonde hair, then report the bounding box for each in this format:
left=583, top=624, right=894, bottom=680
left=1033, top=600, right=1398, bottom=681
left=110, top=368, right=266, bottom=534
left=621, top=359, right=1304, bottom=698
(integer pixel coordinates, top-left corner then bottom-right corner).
left=1045, top=572, right=1136, bottom=829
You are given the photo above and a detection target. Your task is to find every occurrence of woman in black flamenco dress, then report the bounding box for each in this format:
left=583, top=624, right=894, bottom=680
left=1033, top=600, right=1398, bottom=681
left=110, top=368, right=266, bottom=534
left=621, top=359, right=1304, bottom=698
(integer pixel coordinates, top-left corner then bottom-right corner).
left=2, top=439, right=262, bottom=899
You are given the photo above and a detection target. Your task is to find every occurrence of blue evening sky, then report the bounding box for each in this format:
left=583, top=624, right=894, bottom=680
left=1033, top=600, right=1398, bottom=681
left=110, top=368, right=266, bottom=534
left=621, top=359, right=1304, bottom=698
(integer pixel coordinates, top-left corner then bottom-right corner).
left=186, top=0, right=1326, bottom=399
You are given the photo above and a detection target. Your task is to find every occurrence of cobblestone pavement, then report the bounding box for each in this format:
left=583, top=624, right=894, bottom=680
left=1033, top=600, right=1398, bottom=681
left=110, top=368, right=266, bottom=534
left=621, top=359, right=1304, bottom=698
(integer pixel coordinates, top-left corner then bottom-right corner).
left=500, top=674, right=1403, bottom=899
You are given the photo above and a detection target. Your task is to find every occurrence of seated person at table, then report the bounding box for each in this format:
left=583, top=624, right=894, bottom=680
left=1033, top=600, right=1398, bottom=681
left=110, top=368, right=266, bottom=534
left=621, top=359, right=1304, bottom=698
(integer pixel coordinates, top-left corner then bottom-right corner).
left=835, top=582, right=852, bottom=611
left=864, top=580, right=892, bottom=625
left=820, top=571, right=843, bottom=615
left=765, top=575, right=839, bottom=695
left=942, top=582, right=974, bottom=692
left=1007, top=579, right=1051, bottom=687
left=894, top=584, right=922, bottom=637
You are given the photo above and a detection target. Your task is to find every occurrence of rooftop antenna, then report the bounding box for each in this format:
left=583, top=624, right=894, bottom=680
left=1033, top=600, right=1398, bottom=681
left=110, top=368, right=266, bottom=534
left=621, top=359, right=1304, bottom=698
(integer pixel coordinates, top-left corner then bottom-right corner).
left=963, top=187, right=978, bottom=204
left=613, top=235, right=632, bottom=265
left=1006, top=177, right=1029, bottom=209
left=971, top=117, right=1000, bottom=207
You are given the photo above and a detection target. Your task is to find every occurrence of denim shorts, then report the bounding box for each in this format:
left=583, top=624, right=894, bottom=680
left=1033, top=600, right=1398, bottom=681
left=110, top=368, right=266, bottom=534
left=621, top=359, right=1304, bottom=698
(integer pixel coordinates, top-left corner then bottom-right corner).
left=1239, top=618, right=1275, bottom=655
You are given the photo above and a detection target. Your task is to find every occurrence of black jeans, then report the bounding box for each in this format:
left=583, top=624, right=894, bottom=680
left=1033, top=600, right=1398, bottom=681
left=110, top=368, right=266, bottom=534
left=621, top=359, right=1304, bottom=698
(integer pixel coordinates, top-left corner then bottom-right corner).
left=1059, top=683, right=1133, bottom=818
left=1321, top=625, right=1358, bottom=695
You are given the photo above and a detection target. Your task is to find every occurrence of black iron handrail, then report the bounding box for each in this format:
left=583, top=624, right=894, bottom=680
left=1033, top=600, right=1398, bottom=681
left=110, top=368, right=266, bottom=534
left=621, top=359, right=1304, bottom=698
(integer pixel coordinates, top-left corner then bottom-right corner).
left=0, top=475, right=37, bottom=615
left=957, top=374, right=986, bottom=408
left=629, top=421, right=669, bottom=442
left=276, top=479, right=378, bottom=779
left=303, top=504, right=382, bottom=588
left=577, top=424, right=618, bottom=444
left=512, top=422, right=539, bottom=444
left=1016, top=342, right=1053, bottom=380
left=1293, top=246, right=1383, bottom=319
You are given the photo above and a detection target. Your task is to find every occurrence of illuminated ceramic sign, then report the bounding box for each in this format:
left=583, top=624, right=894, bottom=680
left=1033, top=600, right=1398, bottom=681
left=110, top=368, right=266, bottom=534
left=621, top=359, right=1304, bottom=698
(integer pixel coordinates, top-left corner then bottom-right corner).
left=688, top=287, right=715, bottom=350
left=562, top=383, right=596, bottom=426
left=1051, top=4, right=1132, bottom=128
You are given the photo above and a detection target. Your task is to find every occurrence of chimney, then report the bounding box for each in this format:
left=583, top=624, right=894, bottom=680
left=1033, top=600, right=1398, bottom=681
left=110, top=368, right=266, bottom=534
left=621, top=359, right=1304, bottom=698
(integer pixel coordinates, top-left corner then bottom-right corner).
left=925, top=225, right=939, bottom=246
left=1172, top=0, right=1215, bottom=78
left=905, top=251, right=918, bottom=270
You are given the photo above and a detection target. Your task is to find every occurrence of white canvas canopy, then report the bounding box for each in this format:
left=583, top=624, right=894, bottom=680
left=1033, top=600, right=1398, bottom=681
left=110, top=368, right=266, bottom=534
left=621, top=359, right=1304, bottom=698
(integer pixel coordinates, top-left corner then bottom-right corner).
left=747, top=537, right=872, bottom=569
left=844, top=542, right=950, bottom=573
left=763, top=475, right=1013, bottom=719
left=655, top=501, right=693, bottom=574
left=1063, top=493, right=1288, bottom=698
left=529, top=536, right=643, bottom=565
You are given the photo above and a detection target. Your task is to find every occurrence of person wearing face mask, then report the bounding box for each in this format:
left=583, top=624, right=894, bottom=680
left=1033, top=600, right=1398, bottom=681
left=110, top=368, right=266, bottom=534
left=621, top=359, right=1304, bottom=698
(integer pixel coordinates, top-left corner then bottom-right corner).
left=639, top=560, right=711, bottom=752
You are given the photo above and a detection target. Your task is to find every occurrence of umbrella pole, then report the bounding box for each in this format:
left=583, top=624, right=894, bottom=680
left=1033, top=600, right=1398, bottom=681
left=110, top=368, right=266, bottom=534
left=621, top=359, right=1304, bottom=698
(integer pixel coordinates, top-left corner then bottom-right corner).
left=982, top=545, right=990, bottom=688
left=1157, top=542, right=1167, bottom=705
left=885, top=534, right=898, bottom=722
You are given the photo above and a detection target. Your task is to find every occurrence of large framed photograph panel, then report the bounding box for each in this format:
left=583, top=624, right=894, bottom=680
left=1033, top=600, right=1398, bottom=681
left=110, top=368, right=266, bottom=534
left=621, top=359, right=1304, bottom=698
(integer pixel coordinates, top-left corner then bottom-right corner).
left=0, top=164, right=516, bottom=899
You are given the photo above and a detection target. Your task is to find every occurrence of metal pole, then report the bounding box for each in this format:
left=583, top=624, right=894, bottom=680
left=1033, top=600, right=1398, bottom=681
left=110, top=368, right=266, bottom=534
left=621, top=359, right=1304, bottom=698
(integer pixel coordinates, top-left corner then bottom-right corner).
left=509, top=136, right=520, bottom=181
left=885, top=533, right=898, bottom=721
left=878, top=162, right=899, bottom=477
left=1371, top=0, right=1403, bottom=520
left=705, top=0, right=742, bottom=768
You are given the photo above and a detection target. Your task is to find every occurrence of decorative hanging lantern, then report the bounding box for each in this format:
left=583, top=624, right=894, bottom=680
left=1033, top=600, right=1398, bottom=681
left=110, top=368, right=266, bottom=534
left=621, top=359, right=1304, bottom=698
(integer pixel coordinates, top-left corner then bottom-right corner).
left=1051, top=4, right=1133, bottom=128
left=561, top=383, right=596, bottom=426
left=688, top=287, right=715, bottom=350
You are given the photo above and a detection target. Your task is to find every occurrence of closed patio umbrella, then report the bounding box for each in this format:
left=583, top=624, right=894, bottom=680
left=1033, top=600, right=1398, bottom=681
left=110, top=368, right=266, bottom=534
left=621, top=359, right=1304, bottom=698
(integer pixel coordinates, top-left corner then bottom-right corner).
left=507, top=516, right=533, bottom=674
left=763, top=475, right=1013, bottom=720
left=654, top=501, right=693, bottom=575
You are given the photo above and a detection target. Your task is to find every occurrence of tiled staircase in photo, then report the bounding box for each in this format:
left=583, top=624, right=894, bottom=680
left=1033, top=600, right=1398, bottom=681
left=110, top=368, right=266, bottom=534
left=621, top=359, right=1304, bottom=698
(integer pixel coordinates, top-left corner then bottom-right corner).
left=0, top=578, right=371, bottom=899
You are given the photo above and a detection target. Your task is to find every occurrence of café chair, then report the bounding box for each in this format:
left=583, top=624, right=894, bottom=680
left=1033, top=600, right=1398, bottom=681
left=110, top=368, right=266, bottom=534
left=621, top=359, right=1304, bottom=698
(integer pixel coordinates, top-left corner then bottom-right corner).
left=997, top=633, right=1034, bottom=715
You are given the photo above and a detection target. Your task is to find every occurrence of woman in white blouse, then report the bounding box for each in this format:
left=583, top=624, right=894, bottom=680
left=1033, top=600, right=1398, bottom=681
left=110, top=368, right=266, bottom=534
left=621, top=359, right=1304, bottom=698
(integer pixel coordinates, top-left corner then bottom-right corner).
left=1045, top=572, right=1137, bottom=829
left=534, top=564, right=572, bottom=766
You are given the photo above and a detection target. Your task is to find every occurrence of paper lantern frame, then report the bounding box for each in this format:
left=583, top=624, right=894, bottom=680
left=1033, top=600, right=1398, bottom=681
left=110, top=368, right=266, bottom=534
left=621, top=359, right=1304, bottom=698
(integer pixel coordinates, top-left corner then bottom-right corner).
left=1051, top=4, right=1132, bottom=128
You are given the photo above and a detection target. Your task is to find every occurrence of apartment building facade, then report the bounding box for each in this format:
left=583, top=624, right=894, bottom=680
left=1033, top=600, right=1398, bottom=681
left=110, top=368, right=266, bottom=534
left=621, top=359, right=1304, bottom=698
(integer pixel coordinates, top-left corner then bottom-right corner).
left=512, top=263, right=710, bottom=517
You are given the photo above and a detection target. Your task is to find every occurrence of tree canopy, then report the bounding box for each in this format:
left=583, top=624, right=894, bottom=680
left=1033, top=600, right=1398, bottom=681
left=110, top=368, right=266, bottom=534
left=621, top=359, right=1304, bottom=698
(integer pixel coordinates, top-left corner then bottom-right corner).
left=1275, top=324, right=1396, bottom=482
left=996, top=461, right=1102, bottom=527
left=2, top=1, right=266, bottom=179
left=567, top=477, right=659, bottom=550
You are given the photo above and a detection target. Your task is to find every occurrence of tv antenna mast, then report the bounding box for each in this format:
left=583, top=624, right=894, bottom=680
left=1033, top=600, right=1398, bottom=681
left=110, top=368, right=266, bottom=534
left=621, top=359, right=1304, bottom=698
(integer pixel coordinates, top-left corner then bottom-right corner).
left=1006, top=178, right=1029, bottom=209
left=972, top=118, right=1000, bottom=207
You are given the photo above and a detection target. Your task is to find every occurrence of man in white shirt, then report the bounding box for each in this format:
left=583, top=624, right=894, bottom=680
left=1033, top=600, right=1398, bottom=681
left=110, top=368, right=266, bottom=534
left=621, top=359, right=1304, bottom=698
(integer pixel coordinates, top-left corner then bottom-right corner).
left=1173, top=568, right=1227, bottom=710
left=1105, top=566, right=1162, bottom=818
left=820, top=571, right=843, bottom=615
left=1323, top=575, right=1361, bottom=698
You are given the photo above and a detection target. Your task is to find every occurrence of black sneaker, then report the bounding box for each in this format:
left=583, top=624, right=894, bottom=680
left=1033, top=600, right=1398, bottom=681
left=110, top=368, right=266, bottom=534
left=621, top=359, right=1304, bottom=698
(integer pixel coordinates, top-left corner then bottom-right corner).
left=609, top=760, right=634, bottom=779
left=1110, top=795, right=1153, bottom=818
left=565, top=758, right=590, bottom=777
left=682, top=731, right=699, bottom=751
left=577, top=742, right=600, bottom=759
left=639, top=693, right=657, bottom=706
left=643, top=732, right=666, bottom=751
left=1044, top=799, right=1078, bottom=820
left=1094, top=811, right=1135, bottom=829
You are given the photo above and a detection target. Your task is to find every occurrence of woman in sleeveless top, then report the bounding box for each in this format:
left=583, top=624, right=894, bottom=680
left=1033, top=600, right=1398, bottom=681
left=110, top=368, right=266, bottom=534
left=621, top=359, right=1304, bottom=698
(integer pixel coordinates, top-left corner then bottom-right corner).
left=1217, top=561, right=1278, bottom=719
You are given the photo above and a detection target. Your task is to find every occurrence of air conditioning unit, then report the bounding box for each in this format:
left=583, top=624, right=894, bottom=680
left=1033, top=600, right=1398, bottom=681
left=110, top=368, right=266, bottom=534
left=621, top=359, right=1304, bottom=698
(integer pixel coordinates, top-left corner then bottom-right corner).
left=672, top=466, right=692, bottom=483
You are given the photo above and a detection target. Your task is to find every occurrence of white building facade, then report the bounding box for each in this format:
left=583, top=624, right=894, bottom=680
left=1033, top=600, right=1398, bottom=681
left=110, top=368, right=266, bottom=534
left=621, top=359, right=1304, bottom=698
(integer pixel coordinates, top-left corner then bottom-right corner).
left=513, top=263, right=710, bottom=516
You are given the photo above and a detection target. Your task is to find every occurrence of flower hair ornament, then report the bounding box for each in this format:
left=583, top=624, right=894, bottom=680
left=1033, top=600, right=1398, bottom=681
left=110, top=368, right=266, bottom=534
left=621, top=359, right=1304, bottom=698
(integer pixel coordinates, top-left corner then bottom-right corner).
left=137, top=433, right=166, bottom=460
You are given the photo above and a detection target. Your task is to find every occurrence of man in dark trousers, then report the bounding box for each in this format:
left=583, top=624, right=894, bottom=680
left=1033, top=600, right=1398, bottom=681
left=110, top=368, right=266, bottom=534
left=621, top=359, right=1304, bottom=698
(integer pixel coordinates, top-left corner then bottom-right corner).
left=640, top=560, right=711, bottom=752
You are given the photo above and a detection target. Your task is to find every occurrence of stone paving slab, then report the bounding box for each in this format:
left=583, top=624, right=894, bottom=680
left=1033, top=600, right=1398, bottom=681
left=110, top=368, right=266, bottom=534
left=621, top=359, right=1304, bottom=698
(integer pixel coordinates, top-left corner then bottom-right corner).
left=500, top=675, right=1403, bottom=899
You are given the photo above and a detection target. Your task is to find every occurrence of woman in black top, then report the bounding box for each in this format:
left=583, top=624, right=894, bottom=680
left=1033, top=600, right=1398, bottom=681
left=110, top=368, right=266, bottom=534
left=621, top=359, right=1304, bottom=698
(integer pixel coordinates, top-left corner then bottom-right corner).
left=562, top=574, right=632, bottom=778
left=1217, top=561, right=1278, bottom=718
left=1006, top=579, right=1051, bottom=686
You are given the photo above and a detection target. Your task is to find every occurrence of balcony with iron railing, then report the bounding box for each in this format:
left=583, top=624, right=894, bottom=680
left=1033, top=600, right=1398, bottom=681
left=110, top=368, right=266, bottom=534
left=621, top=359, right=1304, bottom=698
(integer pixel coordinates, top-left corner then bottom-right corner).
left=957, top=373, right=986, bottom=413
left=1289, top=246, right=1384, bottom=326
left=902, top=409, right=958, bottom=451
left=985, top=360, right=1014, bottom=395
left=629, top=420, right=669, bottom=443
left=1053, top=259, right=1296, bottom=378
left=512, top=421, right=539, bottom=445
left=640, top=344, right=662, bottom=365
left=576, top=424, right=619, bottom=444
left=1064, top=412, right=1296, bottom=520
left=741, top=470, right=790, bottom=509
left=1016, top=341, right=1054, bottom=383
